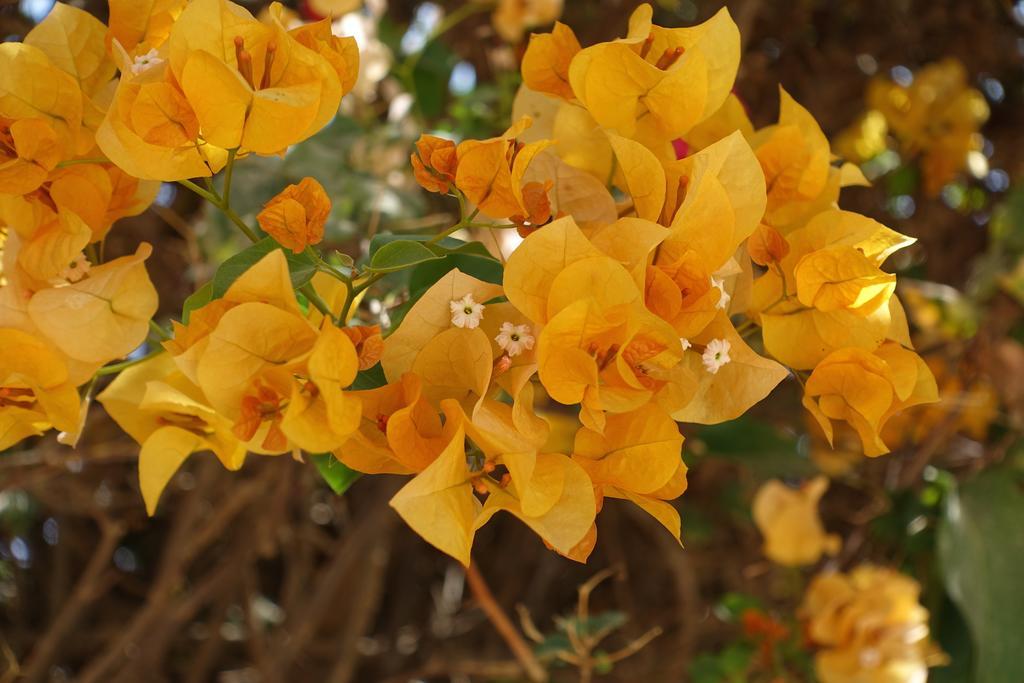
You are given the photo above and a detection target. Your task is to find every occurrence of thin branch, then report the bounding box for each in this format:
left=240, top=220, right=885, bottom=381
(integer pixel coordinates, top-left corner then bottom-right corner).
left=465, top=562, right=548, bottom=683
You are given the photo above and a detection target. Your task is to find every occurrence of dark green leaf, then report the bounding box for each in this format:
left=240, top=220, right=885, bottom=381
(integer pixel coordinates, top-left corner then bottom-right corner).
left=534, top=611, right=628, bottom=659
left=211, top=238, right=317, bottom=298
left=311, top=454, right=361, bottom=496
left=408, top=253, right=503, bottom=299
left=351, top=363, right=387, bottom=391
left=694, top=416, right=815, bottom=478
left=410, top=39, right=456, bottom=119
left=938, top=465, right=1024, bottom=683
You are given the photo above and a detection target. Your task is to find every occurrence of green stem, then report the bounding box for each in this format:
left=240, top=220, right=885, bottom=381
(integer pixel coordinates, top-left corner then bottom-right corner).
left=222, top=149, right=238, bottom=208
left=178, top=177, right=260, bottom=243
left=300, top=284, right=337, bottom=322
left=95, top=348, right=166, bottom=376
left=149, top=319, right=171, bottom=341
left=57, top=157, right=108, bottom=168
left=339, top=272, right=386, bottom=322
left=178, top=178, right=220, bottom=205
left=221, top=204, right=260, bottom=243
left=305, top=247, right=352, bottom=285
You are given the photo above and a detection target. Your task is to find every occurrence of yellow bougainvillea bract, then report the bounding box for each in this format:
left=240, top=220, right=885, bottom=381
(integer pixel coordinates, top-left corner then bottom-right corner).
left=0, top=2, right=940, bottom=572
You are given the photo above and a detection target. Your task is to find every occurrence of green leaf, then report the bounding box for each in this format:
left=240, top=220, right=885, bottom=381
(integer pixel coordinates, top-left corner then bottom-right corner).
left=311, top=454, right=361, bottom=496
left=408, top=252, right=503, bottom=299
left=410, top=39, right=456, bottom=119
left=534, top=611, right=628, bottom=659
left=367, top=239, right=445, bottom=273
left=938, top=465, right=1024, bottom=683
left=211, top=238, right=317, bottom=298
left=181, top=282, right=213, bottom=323
left=351, top=363, right=387, bottom=391
left=694, top=416, right=815, bottom=479
left=368, top=233, right=493, bottom=258
left=690, top=643, right=756, bottom=683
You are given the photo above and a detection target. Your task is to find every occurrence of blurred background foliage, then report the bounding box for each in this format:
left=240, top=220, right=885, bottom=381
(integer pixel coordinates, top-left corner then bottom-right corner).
left=1, top=0, right=1023, bottom=681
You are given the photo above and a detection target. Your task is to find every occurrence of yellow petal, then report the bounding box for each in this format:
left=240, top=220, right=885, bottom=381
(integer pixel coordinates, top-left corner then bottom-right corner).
left=196, top=301, right=317, bottom=417
left=503, top=215, right=601, bottom=324
left=381, top=268, right=503, bottom=380
left=389, top=423, right=479, bottom=566
left=673, top=313, right=788, bottom=424
left=107, top=0, right=187, bottom=53
left=222, top=248, right=304, bottom=315
left=573, top=404, right=682, bottom=494
left=476, top=452, right=596, bottom=557
left=24, top=3, right=115, bottom=96
left=411, top=327, right=494, bottom=413
left=27, top=244, right=159, bottom=364
left=521, top=150, right=617, bottom=229
left=521, top=21, right=580, bottom=101
left=662, top=131, right=766, bottom=267
left=607, top=133, right=666, bottom=222
left=139, top=425, right=203, bottom=515
left=794, top=245, right=896, bottom=315
left=752, top=477, right=839, bottom=567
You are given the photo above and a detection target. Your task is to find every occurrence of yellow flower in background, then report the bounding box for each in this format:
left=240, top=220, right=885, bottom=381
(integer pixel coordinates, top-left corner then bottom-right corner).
left=98, top=354, right=246, bottom=515
left=752, top=476, right=840, bottom=567
left=868, top=58, right=989, bottom=196
left=0, top=328, right=81, bottom=451
left=802, top=342, right=938, bottom=457
left=257, top=177, right=331, bottom=253
left=801, top=565, right=947, bottom=683
left=833, top=109, right=889, bottom=164
left=493, top=0, right=563, bottom=44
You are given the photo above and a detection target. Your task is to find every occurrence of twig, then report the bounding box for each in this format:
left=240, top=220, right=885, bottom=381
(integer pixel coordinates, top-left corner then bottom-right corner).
left=326, top=524, right=395, bottom=683
left=19, top=518, right=124, bottom=683
left=465, top=562, right=548, bottom=683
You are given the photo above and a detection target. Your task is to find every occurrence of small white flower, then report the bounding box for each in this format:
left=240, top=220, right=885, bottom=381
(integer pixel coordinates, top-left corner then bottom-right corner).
left=711, top=277, right=731, bottom=311
left=701, top=338, right=732, bottom=374
left=679, top=337, right=692, bottom=352
left=450, top=293, right=485, bottom=329
left=57, top=253, right=90, bottom=284
left=495, top=322, right=535, bottom=357
left=131, top=48, right=164, bottom=76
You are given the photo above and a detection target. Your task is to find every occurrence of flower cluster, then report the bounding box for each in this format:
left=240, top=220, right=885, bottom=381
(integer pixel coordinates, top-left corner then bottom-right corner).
left=836, top=58, right=990, bottom=196
left=752, top=476, right=840, bottom=567
left=1, top=1, right=939, bottom=568
left=801, top=565, right=947, bottom=683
